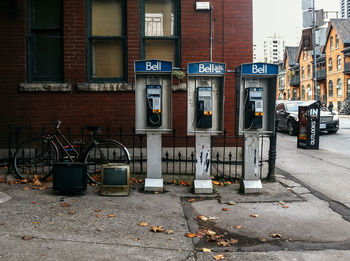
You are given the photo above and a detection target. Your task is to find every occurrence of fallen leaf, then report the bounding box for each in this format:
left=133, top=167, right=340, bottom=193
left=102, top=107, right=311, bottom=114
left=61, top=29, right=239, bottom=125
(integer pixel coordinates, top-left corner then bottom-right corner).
left=165, top=229, right=174, bottom=234
left=72, top=199, right=78, bottom=202
left=208, top=216, right=218, bottom=220
left=23, top=186, right=30, bottom=191
left=228, top=238, right=238, bottom=244
left=61, top=203, right=71, bottom=207
left=212, top=180, right=220, bottom=185
left=217, top=240, right=230, bottom=247
left=49, top=221, right=55, bottom=225
left=151, top=226, right=164, bottom=232
left=95, top=209, right=102, bottom=212
left=33, top=221, right=39, bottom=224
left=57, top=213, right=62, bottom=216
left=227, top=201, right=236, bottom=205
left=202, top=248, right=212, bottom=252
left=107, top=214, right=116, bottom=218
left=31, top=201, right=36, bottom=204
left=250, top=214, right=259, bottom=218
left=68, top=211, right=76, bottom=215
left=185, top=233, right=196, bottom=238
left=133, top=237, right=140, bottom=241
left=206, top=230, right=216, bottom=236
left=138, top=222, right=149, bottom=227
left=22, top=235, right=33, bottom=240
left=33, top=180, right=42, bottom=187
left=282, top=205, right=289, bottom=209
left=235, top=225, right=242, bottom=229
left=96, top=214, right=103, bottom=218
left=261, top=238, right=266, bottom=243
left=196, top=229, right=208, bottom=238
left=187, top=198, right=196, bottom=202
left=213, top=254, right=225, bottom=260
left=197, top=215, right=208, bottom=221
left=270, top=233, right=282, bottom=239
left=222, top=208, right=229, bottom=211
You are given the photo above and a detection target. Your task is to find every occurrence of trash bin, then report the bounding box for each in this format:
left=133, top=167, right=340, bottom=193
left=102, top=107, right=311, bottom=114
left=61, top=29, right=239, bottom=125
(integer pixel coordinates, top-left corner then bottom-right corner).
left=297, top=101, right=321, bottom=150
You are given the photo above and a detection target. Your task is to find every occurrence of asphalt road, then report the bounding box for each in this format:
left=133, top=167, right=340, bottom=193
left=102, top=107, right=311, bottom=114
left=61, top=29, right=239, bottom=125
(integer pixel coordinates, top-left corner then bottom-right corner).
left=276, top=116, right=350, bottom=207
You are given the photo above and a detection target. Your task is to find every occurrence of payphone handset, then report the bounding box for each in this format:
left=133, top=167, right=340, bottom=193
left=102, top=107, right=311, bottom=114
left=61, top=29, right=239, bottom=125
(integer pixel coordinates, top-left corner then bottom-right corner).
left=196, top=87, right=213, bottom=128
left=146, top=84, right=162, bottom=127
left=244, top=87, right=263, bottom=129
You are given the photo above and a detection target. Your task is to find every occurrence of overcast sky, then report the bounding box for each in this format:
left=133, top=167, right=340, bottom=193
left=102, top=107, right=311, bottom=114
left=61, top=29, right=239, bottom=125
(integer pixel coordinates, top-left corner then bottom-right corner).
left=253, top=0, right=341, bottom=60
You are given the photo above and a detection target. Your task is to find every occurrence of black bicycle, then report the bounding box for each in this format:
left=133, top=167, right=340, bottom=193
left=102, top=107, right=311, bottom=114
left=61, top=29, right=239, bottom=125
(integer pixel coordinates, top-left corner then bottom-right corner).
left=13, top=121, right=130, bottom=184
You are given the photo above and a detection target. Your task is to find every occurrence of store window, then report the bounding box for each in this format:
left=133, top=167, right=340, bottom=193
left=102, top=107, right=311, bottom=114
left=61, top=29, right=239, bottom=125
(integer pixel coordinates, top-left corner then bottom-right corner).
left=337, top=78, right=343, bottom=97
left=141, top=0, right=180, bottom=66
left=87, top=0, right=126, bottom=81
left=328, top=80, right=333, bottom=97
left=27, top=0, right=63, bottom=82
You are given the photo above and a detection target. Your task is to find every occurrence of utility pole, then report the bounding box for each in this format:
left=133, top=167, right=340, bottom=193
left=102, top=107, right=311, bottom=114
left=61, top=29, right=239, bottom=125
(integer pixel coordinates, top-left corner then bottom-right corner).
left=312, top=0, right=317, bottom=100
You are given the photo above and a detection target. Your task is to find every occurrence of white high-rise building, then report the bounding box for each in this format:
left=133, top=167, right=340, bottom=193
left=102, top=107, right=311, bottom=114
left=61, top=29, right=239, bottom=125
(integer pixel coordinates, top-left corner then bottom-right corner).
left=341, top=0, right=350, bottom=18
left=263, top=34, right=285, bottom=64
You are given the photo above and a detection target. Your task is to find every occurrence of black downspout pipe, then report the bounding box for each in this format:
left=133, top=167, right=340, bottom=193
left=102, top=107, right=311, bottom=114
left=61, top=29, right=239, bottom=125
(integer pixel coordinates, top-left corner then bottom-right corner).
left=267, top=118, right=278, bottom=182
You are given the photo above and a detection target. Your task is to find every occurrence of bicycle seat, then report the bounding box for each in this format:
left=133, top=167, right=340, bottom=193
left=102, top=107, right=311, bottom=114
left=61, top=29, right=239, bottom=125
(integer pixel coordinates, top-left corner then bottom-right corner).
left=86, top=126, right=103, bottom=134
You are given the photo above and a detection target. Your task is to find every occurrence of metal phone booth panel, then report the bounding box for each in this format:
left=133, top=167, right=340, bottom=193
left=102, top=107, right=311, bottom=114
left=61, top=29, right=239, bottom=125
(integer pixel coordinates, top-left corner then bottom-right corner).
left=187, top=62, right=225, bottom=194
left=135, top=60, right=173, bottom=134
left=235, top=63, right=278, bottom=193
left=134, top=60, right=173, bottom=192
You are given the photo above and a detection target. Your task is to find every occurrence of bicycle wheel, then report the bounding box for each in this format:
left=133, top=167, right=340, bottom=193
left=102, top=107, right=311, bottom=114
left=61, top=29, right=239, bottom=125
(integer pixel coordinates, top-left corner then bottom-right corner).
left=84, top=139, right=130, bottom=184
left=13, top=137, right=59, bottom=180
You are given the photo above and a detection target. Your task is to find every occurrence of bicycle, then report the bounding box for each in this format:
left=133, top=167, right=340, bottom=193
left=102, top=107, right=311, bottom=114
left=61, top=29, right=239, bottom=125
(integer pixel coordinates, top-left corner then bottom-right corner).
left=13, top=121, right=130, bottom=185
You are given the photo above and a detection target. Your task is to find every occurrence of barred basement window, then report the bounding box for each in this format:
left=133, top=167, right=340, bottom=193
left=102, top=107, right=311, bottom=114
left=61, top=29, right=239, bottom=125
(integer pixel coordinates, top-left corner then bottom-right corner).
left=141, top=0, right=180, bottom=66
left=87, top=0, right=126, bottom=81
left=27, top=0, right=63, bottom=82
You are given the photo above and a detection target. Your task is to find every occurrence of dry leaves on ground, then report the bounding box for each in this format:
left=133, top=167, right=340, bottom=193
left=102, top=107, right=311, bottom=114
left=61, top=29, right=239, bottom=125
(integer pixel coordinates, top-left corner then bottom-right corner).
left=221, top=208, right=229, bottom=211
left=201, top=248, right=212, bottom=252
left=151, top=226, right=164, bottom=233
left=213, top=254, right=225, bottom=260
left=107, top=214, right=116, bottom=218
left=165, top=229, right=174, bottom=234
left=235, top=225, right=242, bottom=229
left=249, top=214, right=259, bottom=218
left=270, top=233, right=282, bottom=239
left=138, top=221, right=150, bottom=227
left=197, top=215, right=209, bottom=221
left=61, top=203, right=71, bottom=207
left=22, top=235, right=33, bottom=240
left=185, top=233, right=196, bottom=238
left=187, top=198, right=196, bottom=202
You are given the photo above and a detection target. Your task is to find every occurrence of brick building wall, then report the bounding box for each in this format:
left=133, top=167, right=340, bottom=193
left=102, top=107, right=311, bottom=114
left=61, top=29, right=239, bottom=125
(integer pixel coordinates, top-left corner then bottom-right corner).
left=0, top=0, right=252, bottom=151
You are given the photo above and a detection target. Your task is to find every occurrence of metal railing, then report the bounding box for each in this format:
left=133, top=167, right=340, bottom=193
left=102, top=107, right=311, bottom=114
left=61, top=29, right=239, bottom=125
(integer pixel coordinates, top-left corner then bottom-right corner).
left=7, top=125, right=273, bottom=180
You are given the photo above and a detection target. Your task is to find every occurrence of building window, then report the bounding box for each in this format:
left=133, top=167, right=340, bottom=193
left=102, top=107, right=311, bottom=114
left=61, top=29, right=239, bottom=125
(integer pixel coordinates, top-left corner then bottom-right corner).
left=330, top=36, right=334, bottom=51
left=303, top=51, right=305, bottom=60
left=307, top=64, right=311, bottom=77
left=336, top=35, right=339, bottom=49
left=329, top=80, right=333, bottom=97
left=141, top=0, right=180, bottom=66
left=337, top=78, right=343, bottom=97
left=328, top=58, right=333, bottom=72
left=337, top=55, right=342, bottom=70
left=87, top=0, right=126, bottom=81
left=302, top=85, right=305, bottom=100
left=347, top=79, right=350, bottom=98
left=302, top=66, right=305, bottom=78
left=292, top=88, right=297, bottom=99
left=307, top=84, right=311, bottom=100
left=27, top=0, right=63, bottom=82
left=316, top=84, right=321, bottom=100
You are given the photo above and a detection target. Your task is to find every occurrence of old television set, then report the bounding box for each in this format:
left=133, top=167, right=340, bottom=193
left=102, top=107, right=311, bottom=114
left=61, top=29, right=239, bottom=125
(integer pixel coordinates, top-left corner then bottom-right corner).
left=100, top=164, right=130, bottom=196
left=53, top=162, right=87, bottom=195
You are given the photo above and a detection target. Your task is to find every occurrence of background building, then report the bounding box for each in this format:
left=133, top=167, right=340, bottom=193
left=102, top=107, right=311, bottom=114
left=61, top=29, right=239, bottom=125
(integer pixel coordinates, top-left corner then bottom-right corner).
left=263, top=34, right=285, bottom=64
left=341, top=0, right=350, bottom=18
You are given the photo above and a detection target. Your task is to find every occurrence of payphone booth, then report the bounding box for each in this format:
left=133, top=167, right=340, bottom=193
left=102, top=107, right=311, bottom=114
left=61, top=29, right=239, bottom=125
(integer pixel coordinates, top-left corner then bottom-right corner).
left=236, top=63, right=278, bottom=193
left=297, top=101, right=320, bottom=150
left=135, top=60, right=173, bottom=192
left=187, top=62, right=225, bottom=193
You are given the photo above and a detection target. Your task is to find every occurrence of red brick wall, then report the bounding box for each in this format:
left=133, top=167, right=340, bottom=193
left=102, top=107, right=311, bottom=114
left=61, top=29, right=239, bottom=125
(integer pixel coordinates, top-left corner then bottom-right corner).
left=0, top=0, right=252, bottom=149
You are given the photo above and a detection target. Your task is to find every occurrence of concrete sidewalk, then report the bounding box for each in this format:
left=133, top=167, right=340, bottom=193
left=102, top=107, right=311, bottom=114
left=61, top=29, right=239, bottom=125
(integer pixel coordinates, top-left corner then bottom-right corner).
left=1, top=166, right=350, bottom=260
